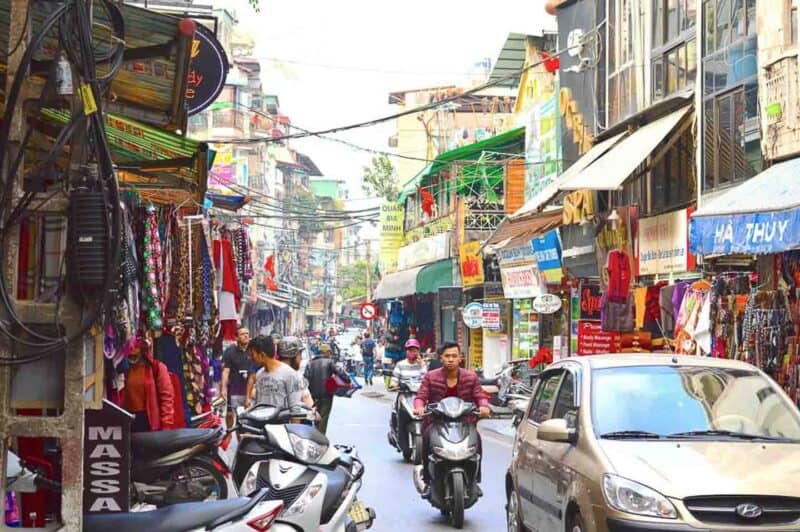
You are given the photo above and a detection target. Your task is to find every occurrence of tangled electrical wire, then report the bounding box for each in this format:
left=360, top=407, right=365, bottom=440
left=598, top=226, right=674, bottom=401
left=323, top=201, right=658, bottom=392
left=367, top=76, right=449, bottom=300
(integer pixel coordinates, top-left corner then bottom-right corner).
left=0, top=0, right=124, bottom=364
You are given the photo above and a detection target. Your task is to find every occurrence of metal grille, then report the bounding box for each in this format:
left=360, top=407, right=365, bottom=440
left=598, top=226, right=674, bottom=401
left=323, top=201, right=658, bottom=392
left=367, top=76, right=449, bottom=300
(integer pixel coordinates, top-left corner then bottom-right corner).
left=256, top=478, right=307, bottom=509
left=764, top=55, right=799, bottom=128
left=684, top=495, right=800, bottom=526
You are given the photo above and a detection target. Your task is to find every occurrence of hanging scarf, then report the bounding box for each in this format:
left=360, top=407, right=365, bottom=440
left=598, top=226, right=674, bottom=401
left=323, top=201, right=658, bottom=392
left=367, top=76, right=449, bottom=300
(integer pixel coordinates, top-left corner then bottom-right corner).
left=142, top=205, right=165, bottom=333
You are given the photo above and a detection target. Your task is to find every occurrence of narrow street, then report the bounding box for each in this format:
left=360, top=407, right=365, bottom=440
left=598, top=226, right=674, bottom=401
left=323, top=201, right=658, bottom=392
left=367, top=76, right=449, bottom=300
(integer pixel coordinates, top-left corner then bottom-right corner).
left=326, top=384, right=512, bottom=531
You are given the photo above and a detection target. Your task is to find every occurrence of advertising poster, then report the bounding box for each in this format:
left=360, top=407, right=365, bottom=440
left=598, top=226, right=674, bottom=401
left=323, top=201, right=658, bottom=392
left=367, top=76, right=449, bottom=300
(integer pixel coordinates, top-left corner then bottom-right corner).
left=638, top=208, right=695, bottom=275
left=531, top=229, right=563, bottom=283
left=577, top=321, right=621, bottom=355
left=460, top=241, right=485, bottom=287
left=379, top=203, right=404, bottom=274
left=481, top=302, right=501, bottom=331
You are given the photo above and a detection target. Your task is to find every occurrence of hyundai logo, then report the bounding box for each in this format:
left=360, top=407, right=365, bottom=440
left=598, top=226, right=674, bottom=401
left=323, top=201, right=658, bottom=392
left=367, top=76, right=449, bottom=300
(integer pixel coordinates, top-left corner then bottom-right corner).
left=735, top=503, right=763, bottom=519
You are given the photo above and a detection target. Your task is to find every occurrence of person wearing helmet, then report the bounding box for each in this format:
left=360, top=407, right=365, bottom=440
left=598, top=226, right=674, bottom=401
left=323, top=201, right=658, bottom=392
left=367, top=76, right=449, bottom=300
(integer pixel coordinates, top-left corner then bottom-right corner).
left=277, top=336, right=315, bottom=414
left=390, top=338, right=427, bottom=389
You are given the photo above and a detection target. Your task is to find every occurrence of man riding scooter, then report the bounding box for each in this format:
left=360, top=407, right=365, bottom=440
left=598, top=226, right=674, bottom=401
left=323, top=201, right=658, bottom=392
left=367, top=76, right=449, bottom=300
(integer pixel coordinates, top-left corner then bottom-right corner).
left=387, top=339, right=427, bottom=462
left=413, top=341, right=490, bottom=497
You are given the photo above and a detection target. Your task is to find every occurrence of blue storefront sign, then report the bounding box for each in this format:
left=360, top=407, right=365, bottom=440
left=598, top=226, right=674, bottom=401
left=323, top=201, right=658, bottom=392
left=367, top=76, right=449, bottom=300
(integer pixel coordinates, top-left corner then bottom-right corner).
left=531, top=230, right=563, bottom=283
left=690, top=209, right=800, bottom=255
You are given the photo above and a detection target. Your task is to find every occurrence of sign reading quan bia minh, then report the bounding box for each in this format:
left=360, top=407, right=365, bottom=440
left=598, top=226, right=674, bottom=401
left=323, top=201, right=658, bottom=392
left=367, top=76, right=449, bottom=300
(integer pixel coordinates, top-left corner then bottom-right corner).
left=186, top=24, right=228, bottom=116
left=379, top=203, right=404, bottom=274
left=638, top=208, right=695, bottom=275
left=460, top=241, right=485, bottom=287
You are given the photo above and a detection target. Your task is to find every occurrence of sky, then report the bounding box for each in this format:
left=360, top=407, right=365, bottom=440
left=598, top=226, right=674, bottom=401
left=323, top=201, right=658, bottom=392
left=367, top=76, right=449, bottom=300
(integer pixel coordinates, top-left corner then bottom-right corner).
left=227, top=0, right=553, bottom=237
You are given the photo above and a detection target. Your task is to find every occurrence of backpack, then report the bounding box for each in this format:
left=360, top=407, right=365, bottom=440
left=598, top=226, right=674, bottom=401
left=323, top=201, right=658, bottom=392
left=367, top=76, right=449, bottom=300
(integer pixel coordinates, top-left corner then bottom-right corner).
left=361, top=339, right=376, bottom=357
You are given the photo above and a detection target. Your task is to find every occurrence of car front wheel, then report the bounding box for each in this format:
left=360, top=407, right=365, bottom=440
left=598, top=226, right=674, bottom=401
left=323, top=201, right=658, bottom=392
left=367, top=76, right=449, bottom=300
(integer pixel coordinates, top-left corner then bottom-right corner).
left=507, top=488, right=527, bottom=532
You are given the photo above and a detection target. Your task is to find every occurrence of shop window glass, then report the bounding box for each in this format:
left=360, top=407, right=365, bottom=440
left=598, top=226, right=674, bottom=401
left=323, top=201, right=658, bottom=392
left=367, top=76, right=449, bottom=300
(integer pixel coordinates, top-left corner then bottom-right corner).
left=732, top=0, right=745, bottom=39
left=716, top=0, right=732, bottom=49
left=705, top=0, right=717, bottom=53
left=716, top=93, right=733, bottom=187
left=703, top=100, right=716, bottom=191
left=667, top=0, right=679, bottom=41
left=684, top=0, right=697, bottom=31
left=687, top=39, right=697, bottom=84
left=653, top=58, right=664, bottom=101
left=654, top=0, right=665, bottom=46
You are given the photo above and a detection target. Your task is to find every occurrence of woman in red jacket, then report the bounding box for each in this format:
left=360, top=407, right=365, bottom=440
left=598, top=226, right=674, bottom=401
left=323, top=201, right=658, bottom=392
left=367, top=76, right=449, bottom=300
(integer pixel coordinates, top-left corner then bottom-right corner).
left=124, top=339, right=175, bottom=432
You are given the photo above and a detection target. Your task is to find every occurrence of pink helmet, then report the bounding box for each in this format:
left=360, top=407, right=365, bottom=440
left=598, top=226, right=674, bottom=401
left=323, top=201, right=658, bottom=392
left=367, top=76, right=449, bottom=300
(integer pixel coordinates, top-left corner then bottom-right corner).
left=405, top=338, right=421, bottom=349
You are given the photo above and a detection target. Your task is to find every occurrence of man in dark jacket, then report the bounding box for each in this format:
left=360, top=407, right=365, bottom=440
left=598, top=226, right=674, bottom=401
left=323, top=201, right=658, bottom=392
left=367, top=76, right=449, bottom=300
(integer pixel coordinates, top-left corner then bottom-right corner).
left=305, top=343, right=349, bottom=434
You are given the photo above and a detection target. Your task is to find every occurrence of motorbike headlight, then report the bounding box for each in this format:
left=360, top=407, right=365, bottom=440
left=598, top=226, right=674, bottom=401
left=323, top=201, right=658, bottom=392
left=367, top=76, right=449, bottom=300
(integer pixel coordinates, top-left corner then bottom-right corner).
left=289, top=433, right=327, bottom=463
left=240, top=466, right=260, bottom=496
left=602, top=474, right=677, bottom=519
left=283, top=483, right=323, bottom=517
left=433, top=439, right=476, bottom=461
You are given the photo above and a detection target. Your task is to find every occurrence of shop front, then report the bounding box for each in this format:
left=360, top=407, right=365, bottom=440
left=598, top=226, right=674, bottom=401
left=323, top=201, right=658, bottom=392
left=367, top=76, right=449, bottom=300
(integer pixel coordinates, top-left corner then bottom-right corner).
left=691, top=159, right=800, bottom=404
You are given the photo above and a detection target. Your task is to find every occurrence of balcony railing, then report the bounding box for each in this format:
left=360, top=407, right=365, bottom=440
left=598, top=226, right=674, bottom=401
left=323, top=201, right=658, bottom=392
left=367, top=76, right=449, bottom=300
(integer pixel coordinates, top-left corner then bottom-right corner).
left=465, top=209, right=505, bottom=232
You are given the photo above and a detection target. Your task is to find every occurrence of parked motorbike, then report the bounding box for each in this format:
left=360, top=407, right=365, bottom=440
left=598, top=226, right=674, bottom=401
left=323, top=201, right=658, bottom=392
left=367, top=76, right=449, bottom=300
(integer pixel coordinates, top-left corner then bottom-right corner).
left=131, top=423, right=230, bottom=506
left=233, top=404, right=376, bottom=532
left=414, top=398, right=483, bottom=529
left=507, top=393, right=531, bottom=429
left=387, top=374, right=424, bottom=463
left=84, top=488, right=286, bottom=532
left=480, top=363, right=534, bottom=418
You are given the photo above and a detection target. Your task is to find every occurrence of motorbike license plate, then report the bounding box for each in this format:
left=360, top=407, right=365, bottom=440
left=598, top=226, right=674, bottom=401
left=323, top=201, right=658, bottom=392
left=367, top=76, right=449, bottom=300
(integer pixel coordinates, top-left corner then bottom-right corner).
left=348, top=500, right=369, bottom=523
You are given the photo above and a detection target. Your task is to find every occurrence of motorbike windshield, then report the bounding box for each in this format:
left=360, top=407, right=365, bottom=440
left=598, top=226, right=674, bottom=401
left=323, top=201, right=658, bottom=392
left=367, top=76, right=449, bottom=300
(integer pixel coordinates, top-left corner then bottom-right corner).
left=437, top=420, right=471, bottom=443
left=436, top=397, right=472, bottom=419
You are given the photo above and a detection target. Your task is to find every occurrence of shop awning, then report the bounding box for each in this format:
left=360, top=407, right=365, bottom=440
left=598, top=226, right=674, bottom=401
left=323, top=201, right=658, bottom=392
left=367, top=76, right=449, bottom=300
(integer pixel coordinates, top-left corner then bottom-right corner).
left=258, top=294, right=287, bottom=309
left=374, top=266, right=425, bottom=300
left=416, top=260, right=454, bottom=294
left=690, top=158, right=800, bottom=255
left=559, top=105, right=692, bottom=191
left=511, top=132, right=626, bottom=218
left=483, top=208, right=563, bottom=251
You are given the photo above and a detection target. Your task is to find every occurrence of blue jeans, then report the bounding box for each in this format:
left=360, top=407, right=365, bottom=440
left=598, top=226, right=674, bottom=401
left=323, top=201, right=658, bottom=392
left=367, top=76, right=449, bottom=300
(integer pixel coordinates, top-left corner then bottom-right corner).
left=363, top=355, right=375, bottom=383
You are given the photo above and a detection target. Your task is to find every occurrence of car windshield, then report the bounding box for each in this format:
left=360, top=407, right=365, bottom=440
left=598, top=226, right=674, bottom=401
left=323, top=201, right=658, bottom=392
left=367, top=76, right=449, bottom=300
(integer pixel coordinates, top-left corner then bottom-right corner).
left=592, top=365, right=800, bottom=441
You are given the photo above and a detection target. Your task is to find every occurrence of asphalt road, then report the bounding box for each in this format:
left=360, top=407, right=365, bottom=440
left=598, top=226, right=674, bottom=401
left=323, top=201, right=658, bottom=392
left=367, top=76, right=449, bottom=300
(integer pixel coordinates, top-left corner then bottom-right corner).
left=325, top=383, right=513, bottom=532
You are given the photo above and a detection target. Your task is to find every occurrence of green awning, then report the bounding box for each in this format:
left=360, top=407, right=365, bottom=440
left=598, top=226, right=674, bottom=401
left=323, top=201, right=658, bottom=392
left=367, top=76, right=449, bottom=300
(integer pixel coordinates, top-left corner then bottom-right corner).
left=397, top=127, right=525, bottom=204
left=416, top=260, right=454, bottom=294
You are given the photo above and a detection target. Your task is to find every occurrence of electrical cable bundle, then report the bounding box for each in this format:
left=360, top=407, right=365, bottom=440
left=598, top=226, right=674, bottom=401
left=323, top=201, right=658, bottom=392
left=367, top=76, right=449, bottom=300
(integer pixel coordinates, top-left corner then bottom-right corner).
left=0, top=0, right=125, bottom=364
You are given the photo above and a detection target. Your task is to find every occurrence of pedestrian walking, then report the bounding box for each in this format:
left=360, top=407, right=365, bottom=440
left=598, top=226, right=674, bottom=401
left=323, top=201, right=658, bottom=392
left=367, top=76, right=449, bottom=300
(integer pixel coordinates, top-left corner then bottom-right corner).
left=305, top=343, right=350, bottom=434
left=220, top=327, right=251, bottom=411
left=248, top=335, right=305, bottom=414
left=360, top=331, right=377, bottom=386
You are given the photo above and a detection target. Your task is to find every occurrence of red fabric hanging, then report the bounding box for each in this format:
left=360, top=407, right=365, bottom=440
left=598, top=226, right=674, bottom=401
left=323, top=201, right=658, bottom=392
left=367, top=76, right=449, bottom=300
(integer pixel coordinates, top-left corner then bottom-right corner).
left=417, top=186, right=434, bottom=217
left=266, top=276, right=278, bottom=291
left=264, top=255, right=275, bottom=278
left=212, top=239, right=241, bottom=301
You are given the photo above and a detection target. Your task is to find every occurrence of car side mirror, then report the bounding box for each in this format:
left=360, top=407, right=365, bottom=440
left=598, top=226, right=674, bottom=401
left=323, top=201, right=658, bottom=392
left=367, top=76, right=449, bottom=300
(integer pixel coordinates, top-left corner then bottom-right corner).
left=538, top=418, right=577, bottom=444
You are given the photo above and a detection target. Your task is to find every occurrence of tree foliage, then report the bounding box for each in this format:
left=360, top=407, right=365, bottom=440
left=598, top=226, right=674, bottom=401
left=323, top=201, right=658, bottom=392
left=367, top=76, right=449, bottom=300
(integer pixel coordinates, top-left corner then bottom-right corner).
left=286, top=191, right=323, bottom=238
left=362, top=155, right=400, bottom=202
left=340, top=260, right=368, bottom=300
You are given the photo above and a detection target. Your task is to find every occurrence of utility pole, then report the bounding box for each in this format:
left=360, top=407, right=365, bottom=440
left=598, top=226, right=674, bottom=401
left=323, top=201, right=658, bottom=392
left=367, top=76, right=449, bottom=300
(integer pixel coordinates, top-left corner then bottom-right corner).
left=365, top=242, right=372, bottom=334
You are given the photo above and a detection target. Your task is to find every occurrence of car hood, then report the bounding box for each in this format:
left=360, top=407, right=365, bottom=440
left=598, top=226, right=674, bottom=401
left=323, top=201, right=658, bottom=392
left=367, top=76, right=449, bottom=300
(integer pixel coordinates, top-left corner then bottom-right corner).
left=599, top=440, right=800, bottom=498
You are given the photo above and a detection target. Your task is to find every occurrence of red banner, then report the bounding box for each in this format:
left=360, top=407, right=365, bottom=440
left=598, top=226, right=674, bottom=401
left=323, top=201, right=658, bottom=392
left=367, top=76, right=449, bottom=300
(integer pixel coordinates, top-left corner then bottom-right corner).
left=577, top=320, right=620, bottom=355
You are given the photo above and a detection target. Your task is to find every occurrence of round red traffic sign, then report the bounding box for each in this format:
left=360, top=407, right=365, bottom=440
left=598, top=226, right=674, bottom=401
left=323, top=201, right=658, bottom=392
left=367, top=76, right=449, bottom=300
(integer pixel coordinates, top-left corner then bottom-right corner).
left=360, top=302, right=377, bottom=320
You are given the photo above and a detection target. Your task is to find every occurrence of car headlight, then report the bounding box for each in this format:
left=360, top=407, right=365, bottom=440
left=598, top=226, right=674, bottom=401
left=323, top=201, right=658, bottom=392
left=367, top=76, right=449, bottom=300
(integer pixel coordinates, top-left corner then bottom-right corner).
left=289, top=433, right=327, bottom=463
left=433, top=440, right=476, bottom=461
left=602, top=474, right=677, bottom=519
left=283, top=483, right=323, bottom=517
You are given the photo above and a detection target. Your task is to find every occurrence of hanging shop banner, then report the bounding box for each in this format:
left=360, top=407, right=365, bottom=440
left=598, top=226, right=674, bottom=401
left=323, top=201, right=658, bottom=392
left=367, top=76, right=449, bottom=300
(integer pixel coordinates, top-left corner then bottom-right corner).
left=460, top=241, right=485, bottom=287
left=208, top=144, right=234, bottom=187
left=84, top=400, right=133, bottom=514
left=524, top=92, right=562, bottom=201
left=379, top=203, right=405, bottom=274
left=690, top=208, right=800, bottom=256
left=463, top=302, right=484, bottom=329
left=186, top=24, right=229, bottom=116
left=481, top=302, right=501, bottom=330
left=579, top=283, right=603, bottom=321
left=498, top=243, right=536, bottom=266
left=577, top=320, right=621, bottom=355
left=638, top=209, right=695, bottom=275
left=397, top=232, right=450, bottom=270
left=500, top=263, right=544, bottom=299
left=531, top=230, right=563, bottom=283
left=533, top=293, right=562, bottom=314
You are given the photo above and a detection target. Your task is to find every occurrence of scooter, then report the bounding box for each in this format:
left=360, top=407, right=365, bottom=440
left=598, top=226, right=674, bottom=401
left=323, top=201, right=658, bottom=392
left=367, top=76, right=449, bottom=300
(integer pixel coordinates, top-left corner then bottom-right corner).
left=84, top=488, right=287, bottom=532
left=413, top=398, right=483, bottom=529
left=387, top=374, right=424, bottom=463
left=131, top=423, right=231, bottom=506
left=234, top=404, right=377, bottom=532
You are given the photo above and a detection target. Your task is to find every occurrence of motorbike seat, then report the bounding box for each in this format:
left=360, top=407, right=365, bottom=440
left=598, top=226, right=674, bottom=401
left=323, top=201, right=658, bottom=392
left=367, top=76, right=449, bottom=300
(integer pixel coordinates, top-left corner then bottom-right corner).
left=83, top=496, right=254, bottom=532
left=317, top=465, right=350, bottom=524
left=480, top=377, right=498, bottom=386
left=131, top=428, right=218, bottom=459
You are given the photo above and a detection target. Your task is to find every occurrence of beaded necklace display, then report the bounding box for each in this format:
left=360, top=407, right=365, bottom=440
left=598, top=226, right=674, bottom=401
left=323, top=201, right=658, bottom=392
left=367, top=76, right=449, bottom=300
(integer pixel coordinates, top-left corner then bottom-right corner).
left=142, top=205, right=164, bottom=333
